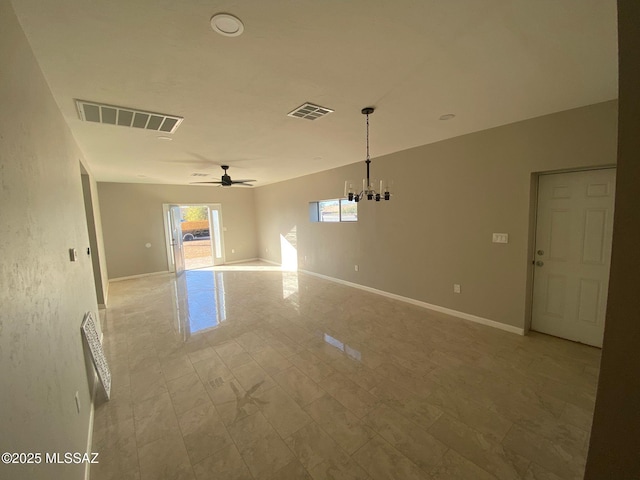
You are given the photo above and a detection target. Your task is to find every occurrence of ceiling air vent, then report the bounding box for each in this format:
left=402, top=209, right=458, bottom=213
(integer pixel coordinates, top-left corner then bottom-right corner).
left=75, top=100, right=184, bottom=134
left=287, top=102, right=334, bottom=120
left=190, top=173, right=209, bottom=177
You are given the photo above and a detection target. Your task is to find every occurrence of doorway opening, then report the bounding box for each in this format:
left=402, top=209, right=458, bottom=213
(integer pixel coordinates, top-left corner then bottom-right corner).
left=180, top=205, right=214, bottom=270
left=163, top=204, right=225, bottom=273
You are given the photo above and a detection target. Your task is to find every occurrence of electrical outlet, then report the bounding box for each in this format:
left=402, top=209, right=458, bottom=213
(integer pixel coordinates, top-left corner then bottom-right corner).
left=453, top=284, right=461, bottom=294
left=74, top=391, right=81, bottom=414
left=354, top=265, right=359, bottom=272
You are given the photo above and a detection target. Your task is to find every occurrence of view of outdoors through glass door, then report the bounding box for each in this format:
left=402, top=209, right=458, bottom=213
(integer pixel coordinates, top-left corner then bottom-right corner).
left=164, top=204, right=224, bottom=272
left=179, top=206, right=216, bottom=270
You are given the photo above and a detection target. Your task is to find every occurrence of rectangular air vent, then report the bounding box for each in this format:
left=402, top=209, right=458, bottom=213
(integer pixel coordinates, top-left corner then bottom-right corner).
left=190, top=173, right=209, bottom=177
left=75, top=100, right=184, bottom=134
left=287, top=102, right=334, bottom=120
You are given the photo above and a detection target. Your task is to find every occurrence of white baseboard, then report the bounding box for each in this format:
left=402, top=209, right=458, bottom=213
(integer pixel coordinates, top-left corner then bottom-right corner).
left=101, top=281, right=109, bottom=308
left=258, top=258, right=281, bottom=266
left=109, top=270, right=169, bottom=282
left=224, top=257, right=259, bottom=265
left=298, top=268, right=525, bottom=336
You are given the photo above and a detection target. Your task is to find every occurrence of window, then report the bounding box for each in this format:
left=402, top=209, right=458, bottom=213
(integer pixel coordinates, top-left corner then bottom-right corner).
left=319, top=200, right=339, bottom=222
left=310, top=198, right=357, bottom=222
left=340, top=199, right=357, bottom=222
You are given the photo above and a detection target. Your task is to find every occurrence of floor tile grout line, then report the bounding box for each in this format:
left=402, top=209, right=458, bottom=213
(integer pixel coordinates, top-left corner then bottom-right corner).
left=219, top=404, right=254, bottom=476
left=428, top=424, right=512, bottom=480
left=302, top=413, right=370, bottom=469
left=156, top=339, right=210, bottom=480
left=428, top=413, right=531, bottom=480
left=189, top=369, right=261, bottom=479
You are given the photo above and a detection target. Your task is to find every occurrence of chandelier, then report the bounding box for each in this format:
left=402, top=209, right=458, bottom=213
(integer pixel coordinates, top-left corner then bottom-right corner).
left=344, top=107, right=391, bottom=202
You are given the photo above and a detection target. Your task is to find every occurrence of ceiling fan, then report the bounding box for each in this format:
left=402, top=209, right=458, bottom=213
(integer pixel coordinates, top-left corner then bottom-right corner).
left=191, top=165, right=256, bottom=187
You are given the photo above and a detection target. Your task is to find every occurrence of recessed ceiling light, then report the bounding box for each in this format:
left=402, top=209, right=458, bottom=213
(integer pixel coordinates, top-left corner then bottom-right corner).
left=439, top=114, right=456, bottom=121
left=210, top=13, right=244, bottom=37
left=158, top=136, right=173, bottom=141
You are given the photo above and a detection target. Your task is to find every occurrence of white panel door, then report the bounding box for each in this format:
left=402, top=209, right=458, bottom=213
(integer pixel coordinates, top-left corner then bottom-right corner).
left=532, top=169, right=616, bottom=347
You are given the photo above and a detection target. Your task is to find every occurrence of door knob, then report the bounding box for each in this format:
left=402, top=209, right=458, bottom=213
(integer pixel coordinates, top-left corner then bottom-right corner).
left=536, top=260, right=544, bottom=267
left=537, top=250, right=544, bottom=256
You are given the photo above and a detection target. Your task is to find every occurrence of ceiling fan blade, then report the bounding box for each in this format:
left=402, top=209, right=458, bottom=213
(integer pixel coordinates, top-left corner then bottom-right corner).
left=189, top=165, right=256, bottom=186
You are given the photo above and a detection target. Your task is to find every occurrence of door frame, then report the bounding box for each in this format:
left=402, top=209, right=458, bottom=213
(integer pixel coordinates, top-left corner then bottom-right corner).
left=163, top=204, right=184, bottom=274
left=524, top=165, right=617, bottom=334
left=162, top=203, right=226, bottom=273
left=162, top=204, right=173, bottom=272
left=79, top=166, right=107, bottom=307
left=208, top=204, right=226, bottom=266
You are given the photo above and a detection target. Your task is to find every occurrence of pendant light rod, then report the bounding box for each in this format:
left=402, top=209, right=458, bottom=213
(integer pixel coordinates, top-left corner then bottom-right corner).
left=363, top=107, right=373, bottom=188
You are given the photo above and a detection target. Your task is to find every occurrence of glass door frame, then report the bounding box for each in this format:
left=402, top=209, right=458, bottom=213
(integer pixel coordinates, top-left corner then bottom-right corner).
left=162, top=203, right=226, bottom=273
left=208, top=204, right=225, bottom=266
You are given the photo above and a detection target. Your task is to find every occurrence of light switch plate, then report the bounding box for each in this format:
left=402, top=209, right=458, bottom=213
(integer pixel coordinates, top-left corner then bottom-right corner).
left=492, top=233, right=509, bottom=244
left=69, top=248, right=78, bottom=262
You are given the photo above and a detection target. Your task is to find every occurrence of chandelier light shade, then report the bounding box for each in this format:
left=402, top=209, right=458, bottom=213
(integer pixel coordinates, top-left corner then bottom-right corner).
left=344, top=107, right=391, bottom=202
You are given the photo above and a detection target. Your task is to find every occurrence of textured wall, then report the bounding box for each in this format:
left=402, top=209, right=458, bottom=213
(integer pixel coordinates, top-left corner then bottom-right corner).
left=97, top=183, right=258, bottom=279
left=255, top=101, right=618, bottom=329
left=0, top=1, right=100, bottom=479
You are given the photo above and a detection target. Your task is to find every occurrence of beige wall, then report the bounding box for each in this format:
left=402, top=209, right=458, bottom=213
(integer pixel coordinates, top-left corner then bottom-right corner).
left=98, top=183, right=258, bottom=279
left=255, top=101, right=618, bottom=329
left=0, top=1, right=100, bottom=479
left=585, top=0, right=640, bottom=477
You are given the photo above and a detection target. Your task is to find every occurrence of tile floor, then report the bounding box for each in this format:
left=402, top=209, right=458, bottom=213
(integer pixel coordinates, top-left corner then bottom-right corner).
left=92, top=263, right=600, bottom=480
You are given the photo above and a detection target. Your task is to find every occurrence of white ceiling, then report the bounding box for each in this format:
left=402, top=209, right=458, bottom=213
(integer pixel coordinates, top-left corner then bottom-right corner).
left=12, top=0, right=618, bottom=187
